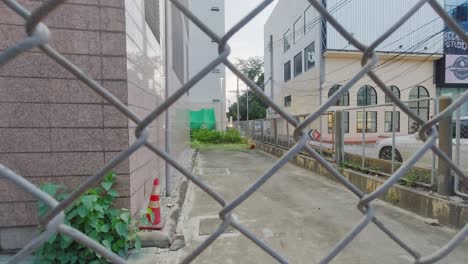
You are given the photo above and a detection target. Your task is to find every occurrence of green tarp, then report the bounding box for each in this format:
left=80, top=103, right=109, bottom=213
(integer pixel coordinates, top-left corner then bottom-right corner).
left=190, top=108, right=216, bottom=130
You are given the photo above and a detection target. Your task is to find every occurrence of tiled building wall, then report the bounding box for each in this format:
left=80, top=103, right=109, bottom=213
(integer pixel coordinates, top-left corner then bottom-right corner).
left=0, top=0, right=130, bottom=249
left=124, top=0, right=166, bottom=216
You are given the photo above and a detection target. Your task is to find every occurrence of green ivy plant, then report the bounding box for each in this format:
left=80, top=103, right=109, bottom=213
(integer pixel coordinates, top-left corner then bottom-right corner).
left=34, top=172, right=141, bottom=263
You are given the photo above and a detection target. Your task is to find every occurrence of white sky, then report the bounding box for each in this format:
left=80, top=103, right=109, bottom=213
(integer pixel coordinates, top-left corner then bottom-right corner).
left=224, top=0, right=278, bottom=106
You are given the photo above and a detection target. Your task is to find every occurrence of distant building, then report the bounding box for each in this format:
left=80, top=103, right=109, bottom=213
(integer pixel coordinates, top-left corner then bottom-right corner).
left=188, top=0, right=227, bottom=131
left=435, top=0, right=468, bottom=116
left=264, top=0, right=444, bottom=142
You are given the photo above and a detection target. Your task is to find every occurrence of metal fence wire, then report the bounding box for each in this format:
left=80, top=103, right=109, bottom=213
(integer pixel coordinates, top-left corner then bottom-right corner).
left=1, top=0, right=468, bottom=263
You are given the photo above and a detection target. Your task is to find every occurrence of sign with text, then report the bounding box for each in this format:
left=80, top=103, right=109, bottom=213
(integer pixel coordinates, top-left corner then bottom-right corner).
left=445, top=54, right=468, bottom=83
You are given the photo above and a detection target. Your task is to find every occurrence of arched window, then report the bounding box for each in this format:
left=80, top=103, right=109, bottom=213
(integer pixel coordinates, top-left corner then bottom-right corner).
left=357, top=85, right=377, bottom=106
left=408, top=86, right=430, bottom=133
left=385, top=85, right=400, bottom=103
left=328, top=85, right=349, bottom=106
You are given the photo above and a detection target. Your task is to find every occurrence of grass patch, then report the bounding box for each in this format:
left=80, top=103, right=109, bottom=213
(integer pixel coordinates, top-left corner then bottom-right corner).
left=190, top=140, right=249, bottom=150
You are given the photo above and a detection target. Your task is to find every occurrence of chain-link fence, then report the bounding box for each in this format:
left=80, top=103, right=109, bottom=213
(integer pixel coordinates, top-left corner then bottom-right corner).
left=2, top=0, right=468, bottom=263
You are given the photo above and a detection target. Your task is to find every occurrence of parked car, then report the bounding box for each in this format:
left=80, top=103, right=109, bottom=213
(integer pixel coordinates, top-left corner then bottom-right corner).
left=373, top=117, right=468, bottom=170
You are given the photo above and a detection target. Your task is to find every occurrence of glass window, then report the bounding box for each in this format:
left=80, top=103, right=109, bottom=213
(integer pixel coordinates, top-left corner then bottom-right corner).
left=357, top=111, right=377, bottom=133
left=284, top=61, right=291, bottom=82
left=293, top=16, right=303, bottom=44
left=284, top=95, right=292, bottom=107
left=328, top=84, right=349, bottom=106
left=357, top=85, right=377, bottom=106
left=145, top=0, right=160, bottom=43
left=385, top=111, right=400, bottom=132
left=408, top=86, right=430, bottom=133
left=283, top=29, right=291, bottom=52
left=328, top=111, right=349, bottom=133
left=385, top=85, right=400, bottom=103
left=294, top=52, right=303, bottom=77
left=304, top=42, right=315, bottom=71
left=304, top=5, right=314, bottom=35
left=437, top=87, right=468, bottom=117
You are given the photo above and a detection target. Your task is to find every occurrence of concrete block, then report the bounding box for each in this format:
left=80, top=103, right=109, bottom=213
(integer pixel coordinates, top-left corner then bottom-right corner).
left=51, top=128, right=104, bottom=151
left=100, top=7, right=125, bottom=32
left=0, top=77, right=49, bottom=103
left=44, top=4, right=100, bottom=30
left=101, top=32, right=126, bottom=56
left=103, top=81, right=128, bottom=104
left=105, top=152, right=130, bottom=174
left=49, top=28, right=101, bottom=55
left=0, top=52, right=48, bottom=78
left=50, top=152, right=104, bottom=176
left=48, top=54, right=101, bottom=79
left=50, top=104, right=103, bottom=127
left=0, top=202, right=38, bottom=227
left=0, top=128, right=50, bottom=152
left=100, top=0, right=125, bottom=8
left=0, top=103, right=50, bottom=128
left=102, top=56, right=127, bottom=80
left=104, top=128, right=129, bottom=151
left=103, top=105, right=128, bottom=127
left=0, top=24, right=27, bottom=50
left=0, top=226, right=38, bottom=251
left=138, top=232, right=171, bottom=248
left=48, top=79, right=101, bottom=104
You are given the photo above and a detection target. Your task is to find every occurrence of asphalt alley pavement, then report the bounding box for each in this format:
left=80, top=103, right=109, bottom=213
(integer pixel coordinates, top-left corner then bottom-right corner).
left=162, top=148, right=468, bottom=264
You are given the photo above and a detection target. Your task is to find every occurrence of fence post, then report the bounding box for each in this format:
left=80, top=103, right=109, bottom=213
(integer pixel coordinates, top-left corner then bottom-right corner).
left=438, top=96, right=453, bottom=196
left=261, top=119, right=264, bottom=143
left=334, top=110, right=344, bottom=165
left=274, top=118, right=278, bottom=147
left=286, top=122, right=290, bottom=148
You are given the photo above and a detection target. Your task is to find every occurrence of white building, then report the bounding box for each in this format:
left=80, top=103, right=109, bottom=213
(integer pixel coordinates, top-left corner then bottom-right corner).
left=188, top=0, right=227, bottom=130
left=264, top=0, right=444, bottom=142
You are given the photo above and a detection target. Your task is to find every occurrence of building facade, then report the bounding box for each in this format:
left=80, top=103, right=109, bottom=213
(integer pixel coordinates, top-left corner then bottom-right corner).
left=264, top=0, right=444, bottom=141
left=188, top=0, right=226, bottom=131
left=0, top=0, right=190, bottom=250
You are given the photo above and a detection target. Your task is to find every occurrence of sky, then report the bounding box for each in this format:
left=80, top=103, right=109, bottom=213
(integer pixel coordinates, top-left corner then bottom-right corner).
left=224, top=0, right=278, bottom=106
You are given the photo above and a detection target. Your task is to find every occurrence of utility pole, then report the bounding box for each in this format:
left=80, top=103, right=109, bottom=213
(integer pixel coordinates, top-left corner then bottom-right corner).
left=220, top=77, right=224, bottom=131
left=269, top=35, right=274, bottom=101
left=236, top=77, right=240, bottom=123
left=246, top=88, right=249, bottom=123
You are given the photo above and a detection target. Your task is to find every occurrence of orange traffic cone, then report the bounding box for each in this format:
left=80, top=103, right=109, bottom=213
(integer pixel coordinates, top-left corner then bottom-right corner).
left=139, top=178, right=164, bottom=230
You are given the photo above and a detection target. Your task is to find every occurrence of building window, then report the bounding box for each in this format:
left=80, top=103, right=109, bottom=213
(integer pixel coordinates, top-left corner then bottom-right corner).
left=304, top=41, right=315, bottom=71
left=385, top=111, right=400, bottom=132
left=357, top=85, right=377, bottom=106
left=408, top=85, right=430, bottom=133
left=304, top=5, right=314, bottom=35
left=284, top=95, right=292, bottom=107
left=293, top=16, right=303, bottom=44
left=171, top=4, right=184, bottom=82
left=283, top=29, right=291, bottom=52
left=357, top=111, right=377, bottom=133
left=328, top=84, right=349, bottom=106
left=145, top=0, right=160, bottom=43
left=294, top=52, right=303, bottom=77
left=385, top=85, right=400, bottom=103
left=284, top=61, right=291, bottom=82
left=328, top=111, right=349, bottom=133
left=211, top=7, right=220, bottom=11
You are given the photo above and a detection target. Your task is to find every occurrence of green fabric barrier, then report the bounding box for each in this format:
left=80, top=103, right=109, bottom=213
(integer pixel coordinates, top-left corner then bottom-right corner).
left=190, top=108, right=216, bottom=130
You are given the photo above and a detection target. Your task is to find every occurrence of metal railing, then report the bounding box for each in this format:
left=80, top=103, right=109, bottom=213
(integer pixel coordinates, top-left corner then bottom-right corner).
left=1, top=0, right=468, bottom=263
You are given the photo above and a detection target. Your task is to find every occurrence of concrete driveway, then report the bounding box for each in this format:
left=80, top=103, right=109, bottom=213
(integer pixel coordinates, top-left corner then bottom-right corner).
left=168, top=148, right=468, bottom=264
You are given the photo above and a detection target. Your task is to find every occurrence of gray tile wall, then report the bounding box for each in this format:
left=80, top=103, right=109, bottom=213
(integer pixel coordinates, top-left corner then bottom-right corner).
left=0, top=0, right=130, bottom=243
left=0, top=0, right=190, bottom=250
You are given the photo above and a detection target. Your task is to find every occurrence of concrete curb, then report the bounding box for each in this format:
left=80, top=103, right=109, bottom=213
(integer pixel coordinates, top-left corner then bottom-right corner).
left=254, top=141, right=468, bottom=229
left=139, top=149, right=197, bottom=249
